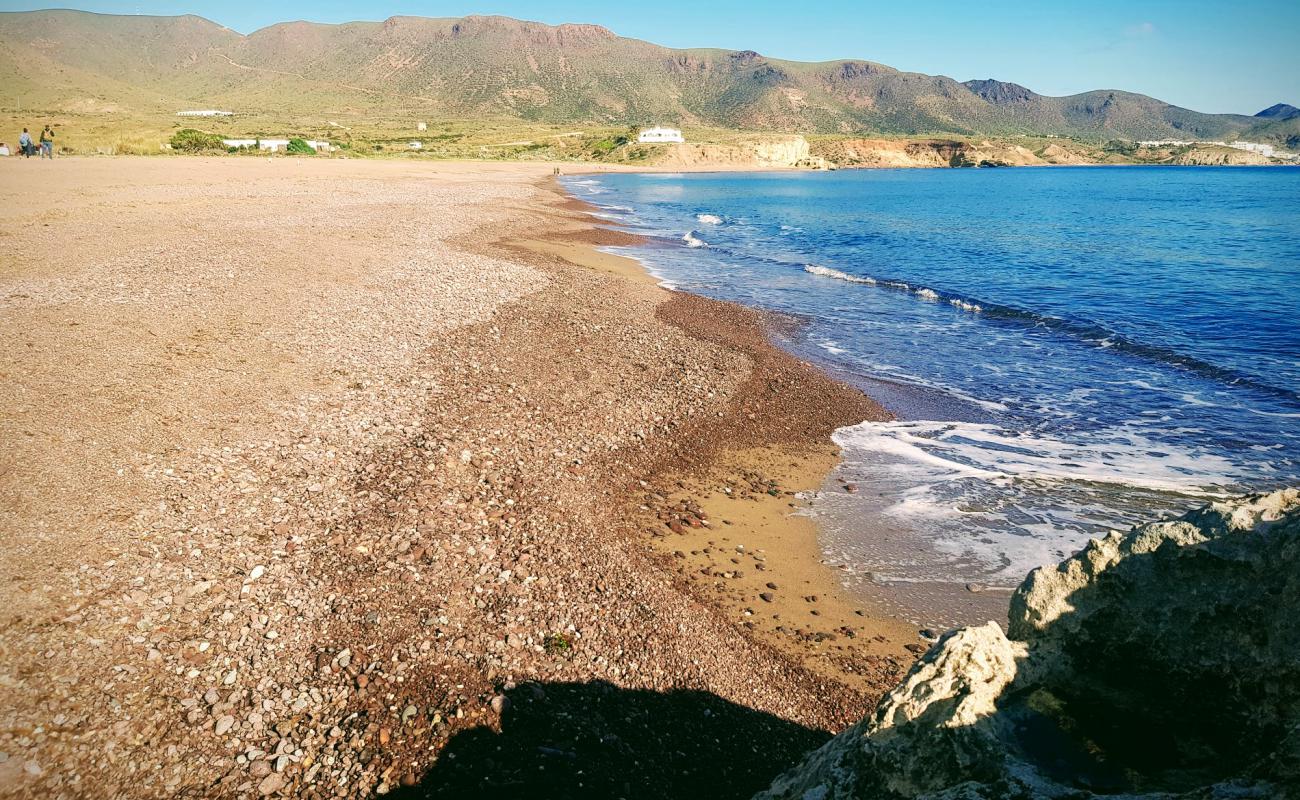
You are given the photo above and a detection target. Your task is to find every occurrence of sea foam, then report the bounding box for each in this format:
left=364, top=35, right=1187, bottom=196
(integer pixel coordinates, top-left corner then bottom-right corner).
left=804, top=264, right=876, bottom=284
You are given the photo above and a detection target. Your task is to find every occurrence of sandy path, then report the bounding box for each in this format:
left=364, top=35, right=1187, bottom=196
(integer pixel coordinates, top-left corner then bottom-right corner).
left=0, top=157, right=912, bottom=799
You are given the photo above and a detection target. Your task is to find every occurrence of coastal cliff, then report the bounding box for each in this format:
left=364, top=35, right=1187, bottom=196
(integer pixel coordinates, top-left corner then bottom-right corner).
left=755, top=488, right=1300, bottom=799
left=654, top=136, right=831, bottom=170
left=809, top=138, right=1093, bottom=168
left=1172, top=146, right=1275, bottom=166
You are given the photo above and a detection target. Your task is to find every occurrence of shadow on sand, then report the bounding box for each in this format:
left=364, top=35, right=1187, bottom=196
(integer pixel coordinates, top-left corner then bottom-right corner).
left=390, top=680, right=830, bottom=800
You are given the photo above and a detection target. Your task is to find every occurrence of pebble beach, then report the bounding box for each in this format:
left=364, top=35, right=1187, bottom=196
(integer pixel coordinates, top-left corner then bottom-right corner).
left=0, top=157, right=917, bottom=799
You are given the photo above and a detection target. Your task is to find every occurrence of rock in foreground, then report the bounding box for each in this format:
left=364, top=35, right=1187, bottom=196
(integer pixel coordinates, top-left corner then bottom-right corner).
left=756, top=488, right=1300, bottom=799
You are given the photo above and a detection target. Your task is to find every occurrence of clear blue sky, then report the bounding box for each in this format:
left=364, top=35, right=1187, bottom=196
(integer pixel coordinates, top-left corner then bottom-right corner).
left=4, top=0, right=1297, bottom=114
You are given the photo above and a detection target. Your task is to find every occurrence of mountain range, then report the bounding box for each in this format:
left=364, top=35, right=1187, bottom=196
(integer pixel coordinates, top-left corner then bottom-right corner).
left=1, top=10, right=1295, bottom=146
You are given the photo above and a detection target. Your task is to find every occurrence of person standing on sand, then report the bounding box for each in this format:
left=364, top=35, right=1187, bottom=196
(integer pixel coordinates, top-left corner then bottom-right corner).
left=18, top=128, right=32, bottom=158
left=40, top=125, right=54, bottom=159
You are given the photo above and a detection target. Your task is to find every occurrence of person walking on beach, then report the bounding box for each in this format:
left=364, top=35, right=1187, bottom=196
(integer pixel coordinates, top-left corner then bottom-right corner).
left=40, top=125, right=54, bottom=159
left=18, top=128, right=33, bottom=158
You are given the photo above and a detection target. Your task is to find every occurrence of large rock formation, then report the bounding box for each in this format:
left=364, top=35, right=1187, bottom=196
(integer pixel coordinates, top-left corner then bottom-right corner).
left=1171, top=146, right=1274, bottom=166
left=809, top=138, right=1083, bottom=168
left=755, top=488, right=1300, bottom=799
left=655, top=137, right=830, bottom=170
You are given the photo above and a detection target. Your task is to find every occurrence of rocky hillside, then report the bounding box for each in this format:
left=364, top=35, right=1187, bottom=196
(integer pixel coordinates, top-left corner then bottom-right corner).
left=0, top=10, right=1291, bottom=143
left=1257, top=103, right=1300, bottom=121
left=755, top=488, right=1300, bottom=799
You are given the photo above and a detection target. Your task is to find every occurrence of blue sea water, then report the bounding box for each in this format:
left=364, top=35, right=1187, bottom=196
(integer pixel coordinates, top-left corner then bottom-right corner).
left=563, top=167, right=1300, bottom=621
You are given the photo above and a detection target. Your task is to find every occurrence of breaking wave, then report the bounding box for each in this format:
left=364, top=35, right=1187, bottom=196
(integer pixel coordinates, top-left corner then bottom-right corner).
left=804, top=264, right=876, bottom=284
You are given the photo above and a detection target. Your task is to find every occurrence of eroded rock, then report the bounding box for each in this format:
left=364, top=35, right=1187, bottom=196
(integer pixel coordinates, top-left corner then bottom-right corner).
left=756, top=488, right=1300, bottom=799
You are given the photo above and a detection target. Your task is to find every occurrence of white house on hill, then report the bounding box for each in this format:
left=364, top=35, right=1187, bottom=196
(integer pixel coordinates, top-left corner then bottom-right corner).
left=637, top=126, right=684, bottom=144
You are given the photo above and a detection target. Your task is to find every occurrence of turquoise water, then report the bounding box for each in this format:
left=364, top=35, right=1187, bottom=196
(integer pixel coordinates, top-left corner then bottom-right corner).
left=563, top=167, right=1300, bottom=619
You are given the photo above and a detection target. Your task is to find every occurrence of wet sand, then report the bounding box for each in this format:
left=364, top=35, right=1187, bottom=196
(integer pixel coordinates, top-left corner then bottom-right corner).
left=508, top=188, right=920, bottom=687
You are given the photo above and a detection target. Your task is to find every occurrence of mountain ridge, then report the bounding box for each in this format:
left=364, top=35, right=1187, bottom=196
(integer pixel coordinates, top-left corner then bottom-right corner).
left=0, top=9, right=1293, bottom=146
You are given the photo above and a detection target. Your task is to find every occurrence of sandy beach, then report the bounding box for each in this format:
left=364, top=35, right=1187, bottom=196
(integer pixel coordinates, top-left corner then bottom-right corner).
left=0, top=156, right=917, bottom=799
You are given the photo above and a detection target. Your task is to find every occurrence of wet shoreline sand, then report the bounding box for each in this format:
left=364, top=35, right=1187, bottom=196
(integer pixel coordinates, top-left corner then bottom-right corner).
left=507, top=177, right=921, bottom=683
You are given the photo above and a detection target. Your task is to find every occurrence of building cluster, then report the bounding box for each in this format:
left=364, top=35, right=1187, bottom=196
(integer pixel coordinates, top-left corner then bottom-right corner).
left=637, top=126, right=685, bottom=144
left=177, top=110, right=234, bottom=117
left=1136, top=139, right=1293, bottom=159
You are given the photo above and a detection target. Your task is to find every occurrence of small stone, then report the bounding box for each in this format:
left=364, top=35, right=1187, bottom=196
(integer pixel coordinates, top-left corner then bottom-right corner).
left=258, top=772, right=285, bottom=795
left=215, top=715, right=235, bottom=735
left=223, top=669, right=238, bottom=686
left=247, top=565, right=266, bottom=582
left=250, top=760, right=272, bottom=778
left=378, top=727, right=391, bottom=745
left=204, top=688, right=220, bottom=705
left=337, top=649, right=351, bottom=668
left=490, top=695, right=510, bottom=714
left=759, top=593, right=774, bottom=603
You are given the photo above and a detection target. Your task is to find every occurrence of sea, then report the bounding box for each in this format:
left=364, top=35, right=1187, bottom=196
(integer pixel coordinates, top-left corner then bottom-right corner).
left=562, top=167, right=1300, bottom=628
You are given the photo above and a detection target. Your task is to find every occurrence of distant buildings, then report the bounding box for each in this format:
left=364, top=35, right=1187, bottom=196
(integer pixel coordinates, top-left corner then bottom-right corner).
left=178, top=110, right=233, bottom=117
left=1229, top=140, right=1279, bottom=157
left=637, top=126, right=684, bottom=144
left=222, top=138, right=331, bottom=153
left=1137, top=139, right=1288, bottom=159
left=408, top=141, right=423, bottom=150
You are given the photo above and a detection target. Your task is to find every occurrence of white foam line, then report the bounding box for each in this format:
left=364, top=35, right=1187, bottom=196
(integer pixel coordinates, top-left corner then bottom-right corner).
left=833, top=420, right=1241, bottom=497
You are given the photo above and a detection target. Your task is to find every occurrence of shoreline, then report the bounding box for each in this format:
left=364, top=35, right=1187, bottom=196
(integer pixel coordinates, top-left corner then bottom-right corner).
left=534, top=173, right=1019, bottom=634
left=503, top=176, right=922, bottom=684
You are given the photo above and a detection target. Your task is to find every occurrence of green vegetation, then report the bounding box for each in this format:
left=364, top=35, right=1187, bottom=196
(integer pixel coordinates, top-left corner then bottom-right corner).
left=168, top=128, right=224, bottom=152
left=285, top=137, right=315, bottom=155
left=1102, top=139, right=1138, bottom=156
left=543, top=633, right=573, bottom=655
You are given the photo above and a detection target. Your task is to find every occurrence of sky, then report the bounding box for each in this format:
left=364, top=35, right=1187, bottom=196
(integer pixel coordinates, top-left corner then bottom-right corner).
left=2, top=0, right=1297, bottom=114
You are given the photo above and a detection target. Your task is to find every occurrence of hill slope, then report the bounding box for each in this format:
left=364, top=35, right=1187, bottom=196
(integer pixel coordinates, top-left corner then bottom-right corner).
left=0, top=10, right=1290, bottom=143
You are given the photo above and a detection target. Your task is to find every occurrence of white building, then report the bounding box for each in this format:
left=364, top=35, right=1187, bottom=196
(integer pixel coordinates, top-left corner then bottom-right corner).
left=1229, top=140, right=1277, bottom=157
left=178, top=110, right=234, bottom=117
left=637, top=126, right=684, bottom=144
left=408, top=141, right=423, bottom=150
